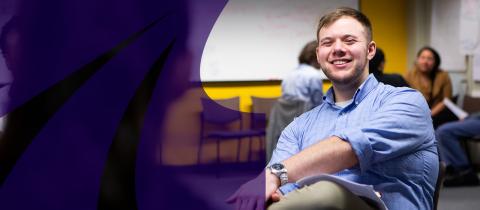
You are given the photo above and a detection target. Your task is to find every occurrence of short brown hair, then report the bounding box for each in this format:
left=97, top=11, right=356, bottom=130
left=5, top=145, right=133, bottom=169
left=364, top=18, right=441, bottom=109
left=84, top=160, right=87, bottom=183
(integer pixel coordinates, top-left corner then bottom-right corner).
left=316, top=7, right=372, bottom=42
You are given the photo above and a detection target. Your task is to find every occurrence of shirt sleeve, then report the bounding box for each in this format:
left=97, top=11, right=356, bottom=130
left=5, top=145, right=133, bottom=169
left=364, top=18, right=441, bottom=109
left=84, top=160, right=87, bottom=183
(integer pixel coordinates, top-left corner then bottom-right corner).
left=332, top=89, right=434, bottom=173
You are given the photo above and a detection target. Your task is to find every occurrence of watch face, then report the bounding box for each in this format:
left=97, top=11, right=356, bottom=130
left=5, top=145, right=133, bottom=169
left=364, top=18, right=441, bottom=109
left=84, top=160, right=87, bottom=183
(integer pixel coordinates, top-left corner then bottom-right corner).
left=271, top=163, right=284, bottom=170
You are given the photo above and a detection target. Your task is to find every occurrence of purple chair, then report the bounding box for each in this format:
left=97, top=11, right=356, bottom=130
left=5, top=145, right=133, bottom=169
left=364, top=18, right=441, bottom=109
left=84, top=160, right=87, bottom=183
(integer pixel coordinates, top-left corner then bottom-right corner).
left=250, top=96, right=278, bottom=132
left=197, top=97, right=264, bottom=165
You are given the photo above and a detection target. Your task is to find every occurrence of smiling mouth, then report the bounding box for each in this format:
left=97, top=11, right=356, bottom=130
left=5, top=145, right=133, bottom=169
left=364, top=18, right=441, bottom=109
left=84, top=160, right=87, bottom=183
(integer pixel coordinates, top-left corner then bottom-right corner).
left=330, top=59, right=352, bottom=65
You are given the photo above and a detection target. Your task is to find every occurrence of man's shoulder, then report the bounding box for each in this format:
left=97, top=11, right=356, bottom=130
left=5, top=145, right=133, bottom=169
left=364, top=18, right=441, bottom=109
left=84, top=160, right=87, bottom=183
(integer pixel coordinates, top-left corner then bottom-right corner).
left=291, top=102, right=327, bottom=122
left=376, top=82, right=418, bottom=96
left=374, top=83, right=427, bottom=107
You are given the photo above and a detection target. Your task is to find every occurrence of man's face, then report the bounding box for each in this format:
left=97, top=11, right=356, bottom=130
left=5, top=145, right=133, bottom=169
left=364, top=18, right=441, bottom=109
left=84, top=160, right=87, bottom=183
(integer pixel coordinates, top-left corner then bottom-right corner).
left=316, top=17, right=375, bottom=85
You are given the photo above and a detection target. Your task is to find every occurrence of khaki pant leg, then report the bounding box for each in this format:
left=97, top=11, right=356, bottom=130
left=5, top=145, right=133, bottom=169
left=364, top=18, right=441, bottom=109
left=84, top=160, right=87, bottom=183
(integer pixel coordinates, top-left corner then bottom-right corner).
left=268, top=181, right=377, bottom=210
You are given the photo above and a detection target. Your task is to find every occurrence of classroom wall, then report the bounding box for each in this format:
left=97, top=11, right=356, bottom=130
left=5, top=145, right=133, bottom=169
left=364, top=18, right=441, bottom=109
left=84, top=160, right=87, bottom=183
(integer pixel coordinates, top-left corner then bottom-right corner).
left=361, top=0, right=408, bottom=75
left=203, top=0, right=409, bottom=110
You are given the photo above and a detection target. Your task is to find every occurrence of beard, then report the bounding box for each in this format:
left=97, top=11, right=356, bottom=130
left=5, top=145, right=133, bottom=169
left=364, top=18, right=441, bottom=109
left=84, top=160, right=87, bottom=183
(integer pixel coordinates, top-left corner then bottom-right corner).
left=320, top=58, right=368, bottom=86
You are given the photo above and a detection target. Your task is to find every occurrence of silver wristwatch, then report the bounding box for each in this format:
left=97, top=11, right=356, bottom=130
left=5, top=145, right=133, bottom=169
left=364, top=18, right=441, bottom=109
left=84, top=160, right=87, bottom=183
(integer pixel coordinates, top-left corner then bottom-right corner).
left=268, top=163, right=288, bottom=186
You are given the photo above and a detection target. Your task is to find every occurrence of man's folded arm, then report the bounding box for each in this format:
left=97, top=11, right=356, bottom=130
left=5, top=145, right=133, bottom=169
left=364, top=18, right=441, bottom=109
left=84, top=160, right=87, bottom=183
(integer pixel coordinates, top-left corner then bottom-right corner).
left=332, top=90, right=433, bottom=173
left=274, top=90, right=432, bottom=182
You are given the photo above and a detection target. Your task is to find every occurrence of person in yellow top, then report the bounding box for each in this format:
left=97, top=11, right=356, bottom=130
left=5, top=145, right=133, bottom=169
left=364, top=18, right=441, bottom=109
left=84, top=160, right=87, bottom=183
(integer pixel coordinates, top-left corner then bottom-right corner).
left=405, top=46, right=455, bottom=128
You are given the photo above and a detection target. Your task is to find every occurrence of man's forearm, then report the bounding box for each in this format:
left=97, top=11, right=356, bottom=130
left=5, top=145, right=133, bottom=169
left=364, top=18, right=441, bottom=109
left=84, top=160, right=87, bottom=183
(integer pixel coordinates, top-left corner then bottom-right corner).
left=282, top=136, right=358, bottom=182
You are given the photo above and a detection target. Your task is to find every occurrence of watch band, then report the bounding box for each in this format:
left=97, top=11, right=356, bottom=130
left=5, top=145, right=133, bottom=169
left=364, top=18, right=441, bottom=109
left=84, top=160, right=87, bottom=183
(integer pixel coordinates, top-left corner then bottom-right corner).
left=279, top=172, right=288, bottom=186
left=269, top=163, right=288, bottom=186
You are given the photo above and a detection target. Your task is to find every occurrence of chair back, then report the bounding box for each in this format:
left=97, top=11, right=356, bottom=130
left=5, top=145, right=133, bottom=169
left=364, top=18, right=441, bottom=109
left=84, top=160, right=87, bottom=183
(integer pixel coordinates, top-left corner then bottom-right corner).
left=433, top=161, right=446, bottom=210
left=201, top=97, right=241, bottom=125
left=266, top=98, right=311, bottom=160
left=463, top=95, right=480, bottom=114
left=251, top=96, right=278, bottom=118
left=251, top=96, right=278, bottom=130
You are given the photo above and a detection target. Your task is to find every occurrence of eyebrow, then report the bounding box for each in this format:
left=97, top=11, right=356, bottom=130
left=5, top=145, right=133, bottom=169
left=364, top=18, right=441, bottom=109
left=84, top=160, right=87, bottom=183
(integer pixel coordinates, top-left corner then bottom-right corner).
left=319, top=38, right=331, bottom=43
left=319, top=34, right=359, bottom=42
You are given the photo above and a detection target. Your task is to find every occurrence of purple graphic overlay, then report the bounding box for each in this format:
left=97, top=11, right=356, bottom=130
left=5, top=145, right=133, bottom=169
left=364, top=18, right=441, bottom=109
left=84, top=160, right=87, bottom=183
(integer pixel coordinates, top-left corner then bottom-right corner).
left=0, top=0, right=266, bottom=210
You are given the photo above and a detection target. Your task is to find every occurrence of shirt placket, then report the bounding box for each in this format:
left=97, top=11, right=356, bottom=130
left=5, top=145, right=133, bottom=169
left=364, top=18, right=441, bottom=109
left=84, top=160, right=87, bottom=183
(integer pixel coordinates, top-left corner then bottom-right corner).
left=334, top=109, right=348, bottom=130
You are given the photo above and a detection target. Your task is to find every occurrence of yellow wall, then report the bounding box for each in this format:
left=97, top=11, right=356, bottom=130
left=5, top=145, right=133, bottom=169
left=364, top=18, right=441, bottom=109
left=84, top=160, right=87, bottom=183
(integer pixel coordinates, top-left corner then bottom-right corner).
left=203, top=81, right=332, bottom=112
left=202, top=82, right=281, bottom=112
left=361, top=0, right=408, bottom=75
left=204, top=0, right=408, bottom=109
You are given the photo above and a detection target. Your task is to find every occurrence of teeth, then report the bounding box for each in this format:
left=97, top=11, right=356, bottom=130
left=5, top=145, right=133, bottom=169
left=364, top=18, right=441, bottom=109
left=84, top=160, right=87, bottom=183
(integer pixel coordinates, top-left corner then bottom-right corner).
left=333, top=60, right=347, bottom=65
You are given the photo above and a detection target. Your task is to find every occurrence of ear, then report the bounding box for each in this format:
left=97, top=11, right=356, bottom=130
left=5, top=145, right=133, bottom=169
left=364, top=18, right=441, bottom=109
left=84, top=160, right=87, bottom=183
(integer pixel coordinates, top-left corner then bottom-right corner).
left=366, top=41, right=376, bottom=60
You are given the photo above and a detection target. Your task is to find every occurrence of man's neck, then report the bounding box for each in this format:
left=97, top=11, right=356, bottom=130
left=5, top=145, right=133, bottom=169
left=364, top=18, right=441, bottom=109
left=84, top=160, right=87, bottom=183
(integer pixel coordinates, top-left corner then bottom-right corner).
left=332, top=71, right=369, bottom=103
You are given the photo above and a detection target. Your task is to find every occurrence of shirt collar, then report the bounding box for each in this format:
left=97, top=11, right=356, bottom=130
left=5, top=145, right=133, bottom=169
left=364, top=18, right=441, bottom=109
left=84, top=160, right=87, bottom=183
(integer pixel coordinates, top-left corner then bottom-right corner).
left=323, top=74, right=379, bottom=106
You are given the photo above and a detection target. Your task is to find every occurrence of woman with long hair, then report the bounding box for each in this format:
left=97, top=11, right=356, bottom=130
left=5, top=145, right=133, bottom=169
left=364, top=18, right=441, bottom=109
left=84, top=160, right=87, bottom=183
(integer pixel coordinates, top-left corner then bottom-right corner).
left=405, top=46, right=454, bottom=128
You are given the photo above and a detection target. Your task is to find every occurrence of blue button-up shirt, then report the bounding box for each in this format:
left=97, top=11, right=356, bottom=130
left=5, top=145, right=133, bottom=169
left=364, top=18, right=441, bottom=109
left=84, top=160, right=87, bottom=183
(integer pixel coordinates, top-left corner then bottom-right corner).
left=269, top=74, right=438, bottom=210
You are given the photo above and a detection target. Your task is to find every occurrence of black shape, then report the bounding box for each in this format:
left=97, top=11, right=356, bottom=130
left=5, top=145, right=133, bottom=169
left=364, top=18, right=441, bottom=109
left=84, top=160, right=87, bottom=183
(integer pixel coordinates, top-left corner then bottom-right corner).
left=96, top=39, right=175, bottom=210
left=0, top=15, right=169, bottom=186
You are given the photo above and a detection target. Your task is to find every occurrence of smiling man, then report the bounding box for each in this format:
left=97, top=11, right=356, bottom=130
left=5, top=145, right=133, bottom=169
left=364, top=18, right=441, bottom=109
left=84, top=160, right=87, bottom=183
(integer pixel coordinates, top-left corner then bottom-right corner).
left=228, top=7, right=438, bottom=210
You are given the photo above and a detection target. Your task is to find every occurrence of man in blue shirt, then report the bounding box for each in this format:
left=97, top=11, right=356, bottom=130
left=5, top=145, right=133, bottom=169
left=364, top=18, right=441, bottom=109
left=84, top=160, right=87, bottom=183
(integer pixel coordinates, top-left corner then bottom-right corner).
left=228, top=7, right=437, bottom=210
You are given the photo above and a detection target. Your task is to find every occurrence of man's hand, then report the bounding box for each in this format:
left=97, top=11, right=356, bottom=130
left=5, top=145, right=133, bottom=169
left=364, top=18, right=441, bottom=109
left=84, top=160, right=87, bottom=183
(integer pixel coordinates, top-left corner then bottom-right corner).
left=226, top=170, right=280, bottom=210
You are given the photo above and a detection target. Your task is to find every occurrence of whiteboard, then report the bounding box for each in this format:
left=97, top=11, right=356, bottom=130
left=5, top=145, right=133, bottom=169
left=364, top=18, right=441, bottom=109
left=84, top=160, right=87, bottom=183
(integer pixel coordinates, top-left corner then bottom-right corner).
left=200, top=0, right=358, bottom=82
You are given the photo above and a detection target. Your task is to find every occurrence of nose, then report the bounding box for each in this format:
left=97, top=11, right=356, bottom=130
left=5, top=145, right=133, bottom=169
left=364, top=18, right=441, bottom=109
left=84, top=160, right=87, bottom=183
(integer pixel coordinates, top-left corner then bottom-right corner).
left=332, top=40, right=345, bottom=56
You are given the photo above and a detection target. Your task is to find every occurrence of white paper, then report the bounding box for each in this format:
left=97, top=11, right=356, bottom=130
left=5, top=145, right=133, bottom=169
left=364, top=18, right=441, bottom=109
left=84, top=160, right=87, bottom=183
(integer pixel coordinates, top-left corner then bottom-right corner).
left=443, top=98, right=469, bottom=119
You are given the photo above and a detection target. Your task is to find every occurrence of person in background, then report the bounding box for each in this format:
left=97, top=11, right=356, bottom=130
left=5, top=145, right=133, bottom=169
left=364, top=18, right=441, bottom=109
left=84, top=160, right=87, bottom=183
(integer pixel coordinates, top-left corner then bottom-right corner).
left=265, top=41, right=326, bottom=160
left=436, top=113, right=480, bottom=187
left=368, top=47, right=409, bottom=87
left=405, top=46, right=455, bottom=128
left=280, top=40, right=325, bottom=107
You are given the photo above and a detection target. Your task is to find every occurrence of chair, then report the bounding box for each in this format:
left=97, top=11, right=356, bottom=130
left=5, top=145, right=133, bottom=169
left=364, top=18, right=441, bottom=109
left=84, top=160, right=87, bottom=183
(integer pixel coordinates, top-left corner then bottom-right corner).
left=197, top=97, right=264, bottom=165
left=249, top=96, right=278, bottom=160
left=266, top=98, right=312, bottom=161
left=462, top=95, right=480, bottom=114
left=460, top=95, right=480, bottom=169
left=433, top=161, right=446, bottom=210
left=251, top=96, right=278, bottom=128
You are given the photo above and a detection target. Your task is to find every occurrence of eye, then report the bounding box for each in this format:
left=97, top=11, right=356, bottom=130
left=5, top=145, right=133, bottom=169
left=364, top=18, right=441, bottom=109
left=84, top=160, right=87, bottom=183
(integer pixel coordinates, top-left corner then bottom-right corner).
left=321, top=41, right=332, bottom=47
left=344, top=38, right=356, bottom=45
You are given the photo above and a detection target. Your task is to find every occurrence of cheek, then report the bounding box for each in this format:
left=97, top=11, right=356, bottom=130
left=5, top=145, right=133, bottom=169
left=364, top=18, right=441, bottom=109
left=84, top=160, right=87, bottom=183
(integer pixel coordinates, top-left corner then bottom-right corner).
left=316, top=51, right=328, bottom=61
